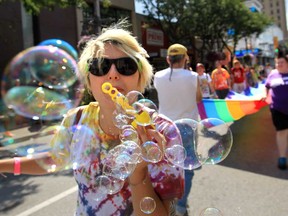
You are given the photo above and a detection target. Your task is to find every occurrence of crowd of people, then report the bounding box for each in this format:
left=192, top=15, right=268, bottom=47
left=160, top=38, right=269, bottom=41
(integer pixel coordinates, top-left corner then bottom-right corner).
left=185, top=50, right=288, bottom=174
left=193, top=55, right=271, bottom=99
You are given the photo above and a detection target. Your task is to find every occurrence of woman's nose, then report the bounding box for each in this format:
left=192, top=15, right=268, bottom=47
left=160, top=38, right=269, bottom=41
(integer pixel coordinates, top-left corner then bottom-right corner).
left=107, top=64, right=120, bottom=80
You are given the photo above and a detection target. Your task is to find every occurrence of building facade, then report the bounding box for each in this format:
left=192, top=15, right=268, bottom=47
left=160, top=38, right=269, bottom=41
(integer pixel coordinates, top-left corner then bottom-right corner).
left=235, top=0, right=286, bottom=65
left=0, top=1, right=141, bottom=87
left=0, top=0, right=170, bottom=86
left=260, top=0, right=288, bottom=40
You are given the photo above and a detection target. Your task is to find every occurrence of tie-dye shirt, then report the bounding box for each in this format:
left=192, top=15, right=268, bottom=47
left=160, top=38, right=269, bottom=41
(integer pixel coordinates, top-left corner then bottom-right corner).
left=57, top=102, right=184, bottom=216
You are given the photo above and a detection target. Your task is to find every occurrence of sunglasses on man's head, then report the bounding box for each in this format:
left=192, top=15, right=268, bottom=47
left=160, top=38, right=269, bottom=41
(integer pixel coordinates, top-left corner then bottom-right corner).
left=88, top=57, right=139, bottom=76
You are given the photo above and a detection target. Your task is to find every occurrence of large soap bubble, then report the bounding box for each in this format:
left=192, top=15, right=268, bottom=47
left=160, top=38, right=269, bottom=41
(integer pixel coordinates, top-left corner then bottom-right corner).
left=1, top=46, right=83, bottom=120
left=173, top=118, right=203, bottom=170
left=175, top=118, right=202, bottom=170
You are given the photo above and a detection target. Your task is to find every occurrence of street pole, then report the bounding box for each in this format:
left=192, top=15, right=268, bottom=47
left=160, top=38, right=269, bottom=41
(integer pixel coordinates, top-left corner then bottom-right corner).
left=94, top=0, right=101, bottom=34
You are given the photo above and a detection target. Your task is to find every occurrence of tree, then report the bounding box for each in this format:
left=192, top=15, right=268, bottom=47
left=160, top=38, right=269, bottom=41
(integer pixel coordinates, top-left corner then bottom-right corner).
left=137, top=0, right=272, bottom=64
left=225, top=2, right=272, bottom=59
left=0, top=0, right=111, bottom=14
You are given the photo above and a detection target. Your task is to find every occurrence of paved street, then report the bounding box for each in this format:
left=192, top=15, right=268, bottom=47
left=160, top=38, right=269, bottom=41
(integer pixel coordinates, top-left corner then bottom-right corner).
left=0, top=106, right=287, bottom=216
left=188, top=106, right=288, bottom=216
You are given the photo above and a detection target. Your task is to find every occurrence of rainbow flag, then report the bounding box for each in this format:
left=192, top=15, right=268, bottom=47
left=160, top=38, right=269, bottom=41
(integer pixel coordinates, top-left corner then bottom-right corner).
left=197, top=82, right=268, bottom=122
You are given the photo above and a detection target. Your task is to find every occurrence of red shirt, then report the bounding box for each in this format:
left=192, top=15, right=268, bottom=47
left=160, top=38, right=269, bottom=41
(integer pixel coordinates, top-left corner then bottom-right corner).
left=231, top=67, right=245, bottom=83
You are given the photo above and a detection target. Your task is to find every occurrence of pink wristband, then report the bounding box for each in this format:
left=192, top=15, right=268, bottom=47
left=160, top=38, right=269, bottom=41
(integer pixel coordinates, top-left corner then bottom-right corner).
left=14, top=157, right=21, bottom=176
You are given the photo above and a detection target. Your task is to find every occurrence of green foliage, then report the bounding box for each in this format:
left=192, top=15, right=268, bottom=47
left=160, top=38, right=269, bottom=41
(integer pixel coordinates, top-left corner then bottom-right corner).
left=137, top=0, right=272, bottom=63
left=0, top=0, right=111, bottom=15
left=102, top=0, right=111, bottom=8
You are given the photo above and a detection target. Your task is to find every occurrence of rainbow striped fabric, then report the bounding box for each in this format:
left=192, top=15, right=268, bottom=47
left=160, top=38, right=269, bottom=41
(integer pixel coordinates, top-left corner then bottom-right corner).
left=197, top=82, right=268, bottom=122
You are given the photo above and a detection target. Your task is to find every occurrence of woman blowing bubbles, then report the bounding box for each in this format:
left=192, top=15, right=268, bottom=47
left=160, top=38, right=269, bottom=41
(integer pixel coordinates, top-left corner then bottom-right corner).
left=0, top=21, right=184, bottom=215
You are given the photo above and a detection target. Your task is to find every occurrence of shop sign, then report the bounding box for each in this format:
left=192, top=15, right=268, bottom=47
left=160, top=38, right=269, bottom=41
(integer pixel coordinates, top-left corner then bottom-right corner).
left=146, top=28, right=164, bottom=46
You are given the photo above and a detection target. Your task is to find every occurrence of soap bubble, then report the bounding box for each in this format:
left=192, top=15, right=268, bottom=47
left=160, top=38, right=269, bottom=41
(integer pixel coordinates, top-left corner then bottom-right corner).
left=174, top=118, right=202, bottom=170
left=38, top=38, right=78, bottom=60
left=141, top=141, right=162, bottom=163
left=126, top=91, right=144, bottom=106
left=1, top=46, right=83, bottom=121
left=199, top=207, right=223, bottom=216
left=195, top=118, right=233, bottom=164
left=69, top=124, right=101, bottom=170
left=94, top=175, right=124, bottom=195
left=120, top=127, right=139, bottom=143
left=140, top=197, right=156, bottom=214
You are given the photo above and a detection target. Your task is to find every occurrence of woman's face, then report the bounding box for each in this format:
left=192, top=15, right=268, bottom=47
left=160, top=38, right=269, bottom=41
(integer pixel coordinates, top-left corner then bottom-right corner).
left=276, top=57, right=288, bottom=73
left=89, top=43, right=141, bottom=109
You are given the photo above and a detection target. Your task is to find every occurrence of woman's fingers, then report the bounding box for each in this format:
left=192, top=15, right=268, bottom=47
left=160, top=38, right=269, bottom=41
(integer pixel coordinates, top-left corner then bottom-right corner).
left=137, top=126, right=166, bottom=150
left=136, top=125, right=149, bottom=143
left=146, top=129, right=166, bottom=148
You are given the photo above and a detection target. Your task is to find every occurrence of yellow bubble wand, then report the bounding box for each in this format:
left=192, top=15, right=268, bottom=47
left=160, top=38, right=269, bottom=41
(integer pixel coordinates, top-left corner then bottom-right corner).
left=101, top=82, right=155, bottom=128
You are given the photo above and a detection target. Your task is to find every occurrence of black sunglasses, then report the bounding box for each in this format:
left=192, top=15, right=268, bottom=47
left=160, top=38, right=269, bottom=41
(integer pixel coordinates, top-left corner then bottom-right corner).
left=88, top=57, right=139, bottom=76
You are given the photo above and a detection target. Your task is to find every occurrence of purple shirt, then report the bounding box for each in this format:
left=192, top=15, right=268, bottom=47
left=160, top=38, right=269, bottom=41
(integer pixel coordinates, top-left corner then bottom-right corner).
left=265, top=69, right=288, bottom=115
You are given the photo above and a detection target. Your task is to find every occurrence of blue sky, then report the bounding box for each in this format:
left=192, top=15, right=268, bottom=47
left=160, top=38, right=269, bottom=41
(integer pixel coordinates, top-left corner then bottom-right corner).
left=135, top=0, right=144, bottom=14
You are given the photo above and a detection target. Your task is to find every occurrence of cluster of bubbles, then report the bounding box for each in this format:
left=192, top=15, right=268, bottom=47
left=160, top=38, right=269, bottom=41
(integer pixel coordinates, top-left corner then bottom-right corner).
left=92, top=82, right=232, bottom=214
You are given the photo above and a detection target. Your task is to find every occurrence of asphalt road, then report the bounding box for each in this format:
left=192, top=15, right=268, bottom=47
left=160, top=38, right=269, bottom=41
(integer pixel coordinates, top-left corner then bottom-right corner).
left=0, top=106, right=287, bottom=216
left=188, top=106, right=288, bottom=216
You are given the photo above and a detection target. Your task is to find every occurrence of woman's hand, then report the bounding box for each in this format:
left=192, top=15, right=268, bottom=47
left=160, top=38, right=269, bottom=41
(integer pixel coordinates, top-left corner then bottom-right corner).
left=128, top=125, right=166, bottom=184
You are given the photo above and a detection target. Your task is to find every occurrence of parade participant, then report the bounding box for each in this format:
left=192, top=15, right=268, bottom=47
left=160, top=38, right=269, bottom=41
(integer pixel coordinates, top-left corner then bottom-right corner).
left=196, top=63, right=215, bottom=99
left=154, top=43, right=202, bottom=216
left=265, top=54, right=288, bottom=170
left=0, top=21, right=184, bottom=215
left=246, top=66, right=258, bottom=88
left=264, top=62, right=273, bottom=77
left=231, top=59, right=245, bottom=93
left=211, top=60, right=231, bottom=99
left=154, top=44, right=202, bottom=121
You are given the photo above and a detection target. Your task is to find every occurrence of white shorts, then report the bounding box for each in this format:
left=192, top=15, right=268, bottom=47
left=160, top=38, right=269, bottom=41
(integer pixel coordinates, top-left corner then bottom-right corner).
left=233, top=82, right=245, bottom=93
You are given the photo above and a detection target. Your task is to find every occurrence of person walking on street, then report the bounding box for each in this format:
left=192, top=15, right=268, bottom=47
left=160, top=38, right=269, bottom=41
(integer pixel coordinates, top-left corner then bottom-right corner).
left=154, top=43, right=202, bottom=216
left=196, top=63, right=215, bottom=99
left=231, top=59, right=245, bottom=93
left=211, top=59, right=231, bottom=99
left=265, top=53, right=288, bottom=170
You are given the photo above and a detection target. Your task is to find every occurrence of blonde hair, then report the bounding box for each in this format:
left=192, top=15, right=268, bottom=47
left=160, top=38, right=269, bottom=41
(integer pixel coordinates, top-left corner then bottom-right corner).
left=78, top=20, right=154, bottom=93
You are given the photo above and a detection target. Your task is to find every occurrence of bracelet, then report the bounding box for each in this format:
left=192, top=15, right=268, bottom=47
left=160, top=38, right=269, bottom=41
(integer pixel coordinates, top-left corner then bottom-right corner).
left=128, top=170, right=148, bottom=187
left=14, top=157, right=21, bottom=176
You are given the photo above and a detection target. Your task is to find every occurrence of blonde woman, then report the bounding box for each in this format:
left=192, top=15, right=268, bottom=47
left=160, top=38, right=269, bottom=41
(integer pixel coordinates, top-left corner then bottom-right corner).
left=0, top=21, right=184, bottom=215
